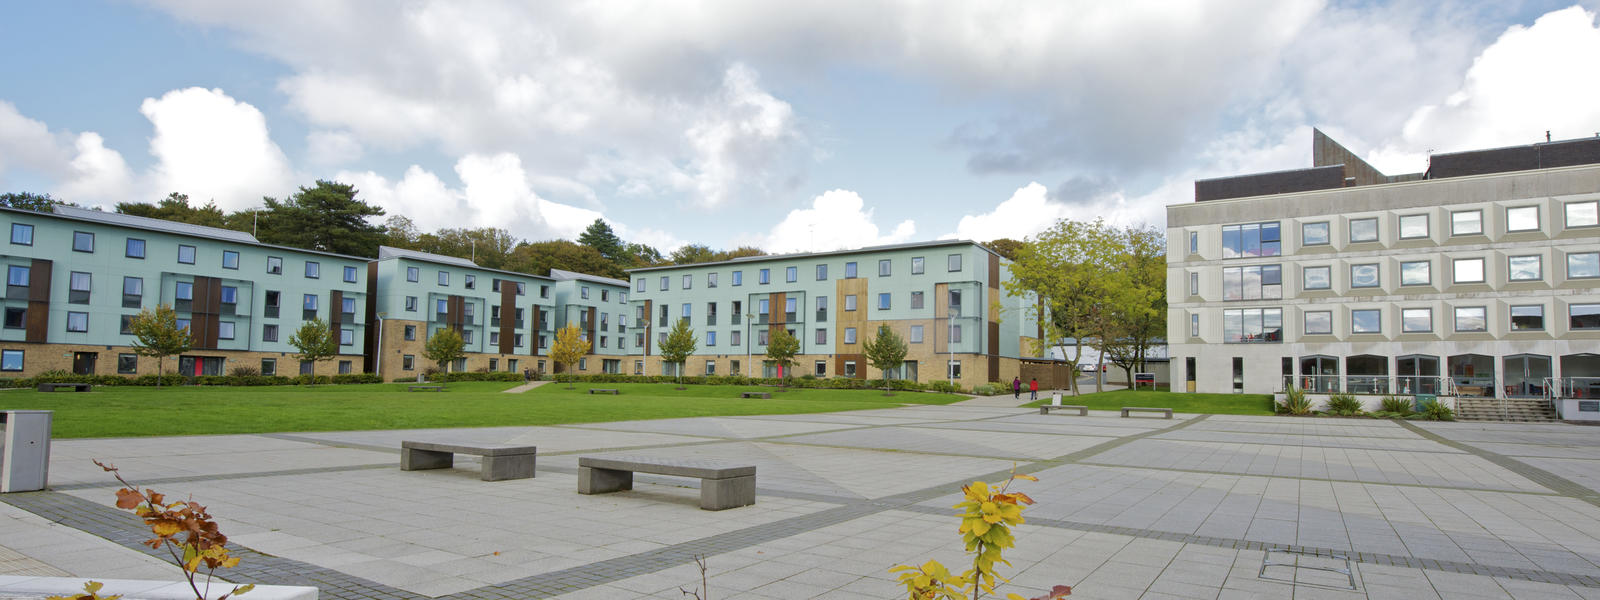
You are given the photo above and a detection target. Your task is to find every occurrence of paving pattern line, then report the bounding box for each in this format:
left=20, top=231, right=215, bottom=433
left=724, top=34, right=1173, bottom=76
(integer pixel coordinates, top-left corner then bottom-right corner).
left=1396, top=420, right=1600, bottom=508
left=46, top=463, right=395, bottom=492
left=1065, top=461, right=1567, bottom=498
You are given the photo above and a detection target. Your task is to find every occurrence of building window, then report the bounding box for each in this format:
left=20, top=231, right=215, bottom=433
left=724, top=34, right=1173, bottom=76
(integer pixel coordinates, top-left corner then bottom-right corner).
left=682, top=302, right=692, bottom=320
left=1567, top=252, right=1600, bottom=279
left=1511, top=305, right=1544, bottom=331
left=259, top=358, right=276, bottom=376
left=636, top=278, right=645, bottom=292
left=844, top=361, right=857, bottom=377
left=175, top=281, right=193, bottom=301
left=1222, top=265, right=1282, bottom=300
left=706, top=331, right=716, bottom=346
left=1400, top=261, right=1431, bottom=286
left=263, top=324, right=279, bottom=342
left=948, top=360, right=961, bottom=379
left=1451, top=210, right=1483, bottom=236
left=845, top=295, right=857, bottom=311
left=786, top=266, right=797, bottom=283
left=1507, top=206, right=1540, bottom=232
left=1508, top=255, right=1543, bottom=281
left=1302, top=266, right=1330, bottom=290
left=815, top=264, right=827, bottom=280
left=438, top=271, right=449, bottom=286
left=404, top=325, right=417, bottom=341
left=1190, top=314, right=1199, bottom=337
left=73, top=231, right=94, bottom=253
left=2, top=349, right=23, bottom=371
left=345, top=266, right=359, bottom=283
left=341, top=329, right=354, bottom=345
left=911, top=257, right=925, bottom=274
left=10, top=223, right=32, bottom=246
left=815, top=328, right=826, bottom=345
left=948, top=254, right=962, bottom=271
left=910, top=291, right=924, bottom=309
left=3, top=307, right=24, bottom=329
left=222, top=250, right=240, bottom=270
left=759, top=268, right=770, bottom=284
left=845, top=262, right=857, bottom=278
left=844, top=327, right=856, bottom=344
left=405, top=296, right=418, bottom=312
left=264, top=290, right=280, bottom=317
left=338, top=360, right=352, bottom=374
left=118, top=354, right=137, bottom=374
left=126, top=238, right=145, bottom=258
left=1453, top=258, right=1485, bottom=284
left=6, top=265, right=28, bottom=289
left=876, top=259, right=891, bottom=277
left=1351, top=309, right=1381, bottom=333
left=582, top=285, right=592, bottom=299
left=305, top=261, right=320, bottom=278
left=120, top=314, right=134, bottom=334
left=303, top=294, right=318, bottom=311
left=877, top=293, right=890, bottom=310
left=219, top=321, right=235, bottom=340
left=1223, top=308, right=1282, bottom=343
left=462, top=330, right=474, bottom=344
left=406, top=266, right=419, bottom=282
left=177, top=244, right=196, bottom=264
left=730, top=330, right=740, bottom=347
left=68, top=271, right=92, bottom=304
left=1565, top=200, right=1599, bottom=228
left=1302, top=222, right=1329, bottom=246
left=703, top=360, right=715, bottom=376
left=66, top=311, right=88, bottom=332
left=1188, top=272, right=1199, bottom=295
left=1188, top=231, right=1198, bottom=254
left=1349, top=218, right=1378, bottom=243
left=708, top=272, right=718, bottom=287
left=950, top=324, right=963, bottom=343
left=1571, top=304, right=1600, bottom=330
left=1221, top=222, right=1281, bottom=258
left=1401, top=308, right=1432, bottom=333
left=1454, top=306, right=1487, bottom=332
left=176, top=318, right=190, bottom=331
left=403, top=355, right=415, bottom=370
left=578, top=357, right=586, bottom=370
left=266, top=256, right=282, bottom=274
left=659, top=275, right=669, bottom=290
left=1350, top=264, right=1380, bottom=288
left=341, top=297, right=356, bottom=315
left=910, top=325, right=924, bottom=343
left=732, top=271, right=742, bottom=286
left=122, top=276, right=142, bottom=308
left=1399, top=214, right=1428, bottom=239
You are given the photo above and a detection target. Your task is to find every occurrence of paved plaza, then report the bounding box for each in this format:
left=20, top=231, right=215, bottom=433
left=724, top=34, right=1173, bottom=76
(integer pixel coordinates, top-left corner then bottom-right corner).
left=5, top=395, right=1600, bottom=599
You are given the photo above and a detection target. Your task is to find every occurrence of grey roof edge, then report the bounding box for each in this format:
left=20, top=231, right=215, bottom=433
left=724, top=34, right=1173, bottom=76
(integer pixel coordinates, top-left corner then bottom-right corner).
left=548, top=268, right=629, bottom=287
left=1429, top=134, right=1600, bottom=158
left=1192, top=164, right=1344, bottom=184
left=375, top=245, right=556, bottom=281
left=1167, top=160, right=1600, bottom=212
left=626, top=239, right=1002, bottom=273
left=1, top=205, right=371, bottom=261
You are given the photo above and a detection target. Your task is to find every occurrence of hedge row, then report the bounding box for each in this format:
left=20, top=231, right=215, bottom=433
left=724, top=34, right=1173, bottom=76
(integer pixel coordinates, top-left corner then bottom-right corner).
left=0, top=370, right=384, bottom=388
left=547, top=373, right=971, bottom=393
left=388, top=371, right=527, bottom=383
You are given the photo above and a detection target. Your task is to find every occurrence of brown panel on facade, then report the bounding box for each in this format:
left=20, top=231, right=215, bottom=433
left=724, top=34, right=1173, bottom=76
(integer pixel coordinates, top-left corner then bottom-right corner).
left=446, top=295, right=464, bottom=331
left=585, top=307, right=597, bottom=348
left=834, top=278, right=868, bottom=356
left=363, top=260, right=378, bottom=372
left=499, top=285, right=516, bottom=355
left=768, top=292, right=785, bottom=324
left=986, top=327, right=1000, bottom=383
left=188, top=276, right=221, bottom=349
left=987, top=253, right=999, bottom=290
left=834, top=353, right=865, bottom=379
left=639, top=300, right=651, bottom=356
left=529, top=305, right=543, bottom=356
left=24, top=258, right=52, bottom=342
left=329, top=290, right=344, bottom=329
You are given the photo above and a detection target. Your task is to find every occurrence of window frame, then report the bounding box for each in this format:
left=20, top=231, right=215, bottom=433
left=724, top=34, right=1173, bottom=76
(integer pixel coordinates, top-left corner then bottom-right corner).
left=1508, top=255, right=1543, bottom=282
left=1506, top=206, right=1540, bottom=232
left=1569, top=303, right=1600, bottom=330
left=222, top=250, right=240, bottom=270
left=1348, top=218, right=1378, bottom=243
left=177, top=244, right=196, bottom=265
left=1399, top=260, right=1431, bottom=286
left=344, top=266, right=359, bottom=283
left=1452, top=257, right=1486, bottom=284
left=1350, top=308, right=1382, bottom=334
left=1566, top=251, right=1600, bottom=279
left=305, top=261, right=320, bottom=279
left=1304, top=310, right=1333, bottom=335
left=10, top=223, right=33, bottom=246
left=911, top=257, right=925, bottom=275
left=1349, top=263, right=1380, bottom=289
left=1302, top=265, right=1331, bottom=291
left=1565, top=200, right=1599, bottom=229
left=73, top=231, right=95, bottom=253
left=1450, top=209, right=1484, bottom=236
left=1301, top=221, right=1330, bottom=246
left=1510, top=304, right=1544, bottom=331
left=66, top=311, right=89, bottom=332
left=1398, top=214, right=1429, bottom=239
left=947, top=253, right=962, bottom=272
left=1400, top=307, right=1432, bottom=333
left=266, top=256, right=282, bottom=274
left=125, top=238, right=145, bottom=258
left=1453, top=306, right=1487, bottom=332
left=1, top=349, right=24, bottom=371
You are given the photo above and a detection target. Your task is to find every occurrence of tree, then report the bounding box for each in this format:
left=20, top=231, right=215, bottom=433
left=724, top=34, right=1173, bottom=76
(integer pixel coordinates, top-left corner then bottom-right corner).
left=765, top=327, right=800, bottom=388
left=669, top=244, right=719, bottom=266
left=288, top=319, right=339, bottom=382
left=128, top=304, right=192, bottom=387
left=862, top=324, right=909, bottom=395
left=1003, top=219, right=1122, bottom=395
left=1088, top=226, right=1166, bottom=387
left=577, top=218, right=625, bottom=263
left=983, top=238, right=1026, bottom=261
left=422, top=327, right=466, bottom=386
left=549, top=325, right=591, bottom=388
left=116, top=193, right=230, bottom=229
left=620, top=242, right=664, bottom=269
left=257, top=180, right=387, bottom=257
left=506, top=240, right=621, bottom=278
left=659, top=317, right=698, bottom=388
left=0, top=191, right=71, bottom=212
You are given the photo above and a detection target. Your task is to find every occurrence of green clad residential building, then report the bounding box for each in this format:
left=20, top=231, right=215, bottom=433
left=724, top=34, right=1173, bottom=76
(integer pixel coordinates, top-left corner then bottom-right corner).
left=626, top=240, right=1041, bottom=386
left=549, top=269, right=634, bottom=374
left=367, top=246, right=555, bottom=377
left=1, top=205, right=369, bottom=377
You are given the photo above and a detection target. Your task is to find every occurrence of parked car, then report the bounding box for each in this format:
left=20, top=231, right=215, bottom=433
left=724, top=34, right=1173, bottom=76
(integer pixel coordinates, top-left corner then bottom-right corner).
left=1079, top=363, right=1097, bottom=373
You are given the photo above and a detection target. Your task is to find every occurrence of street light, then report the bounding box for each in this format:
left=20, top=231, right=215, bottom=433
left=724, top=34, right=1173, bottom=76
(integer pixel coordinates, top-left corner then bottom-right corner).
left=745, top=313, right=754, bottom=378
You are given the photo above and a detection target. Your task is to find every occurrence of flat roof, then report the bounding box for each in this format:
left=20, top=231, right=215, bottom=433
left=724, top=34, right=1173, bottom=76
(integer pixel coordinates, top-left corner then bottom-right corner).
left=548, top=268, right=628, bottom=287
left=2, top=205, right=371, bottom=261
left=627, top=239, right=998, bottom=273
left=375, top=245, right=554, bottom=281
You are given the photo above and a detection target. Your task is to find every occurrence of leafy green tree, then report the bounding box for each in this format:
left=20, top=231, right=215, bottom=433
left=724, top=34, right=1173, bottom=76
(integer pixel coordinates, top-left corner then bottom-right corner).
left=549, top=324, right=590, bottom=388
left=620, top=242, right=664, bottom=269
left=128, top=304, right=193, bottom=387
left=983, top=238, right=1026, bottom=261
left=1004, top=219, right=1122, bottom=394
left=116, top=193, right=230, bottom=229
left=506, top=240, right=621, bottom=278
left=383, top=215, right=424, bottom=248
left=258, top=180, right=387, bottom=257
left=666, top=244, right=765, bottom=266
left=577, top=218, right=625, bottom=263
left=862, top=324, right=908, bottom=395
left=422, top=327, right=467, bottom=386
left=765, top=327, right=800, bottom=387
left=1091, top=226, right=1166, bottom=387
left=288, top=318, right=339, bottom=382
left=0, top=191, right=71, bottom=212
left=659, top=317, right=697, bottom=388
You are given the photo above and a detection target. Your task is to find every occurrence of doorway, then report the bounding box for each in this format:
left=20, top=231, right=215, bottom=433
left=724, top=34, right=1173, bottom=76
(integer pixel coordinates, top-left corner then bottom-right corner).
left=72, top=352, right=97, bottom=375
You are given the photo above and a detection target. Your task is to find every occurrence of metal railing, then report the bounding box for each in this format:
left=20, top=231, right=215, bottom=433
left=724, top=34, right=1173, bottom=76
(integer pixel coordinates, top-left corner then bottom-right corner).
left=1344, top=376, right=1389, bottom=395
left=1396, top=376, right=1440, bottom=396
left=1298, top=375, right=1340, bottom=394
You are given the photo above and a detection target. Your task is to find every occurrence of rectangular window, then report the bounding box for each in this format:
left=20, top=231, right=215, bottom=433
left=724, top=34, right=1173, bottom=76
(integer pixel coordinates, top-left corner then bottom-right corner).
left=948, top=253, right=962, bottom=271
left=705, top=331, right=716, bottom=346
left=1571, top=304, right=1600, bottom=330
left=950, top=324, right=963, bottom=343
left=815, top=328, right=826, bottom=345
left=814, top=296, right=827, bottom=321
left=305, top=261, right=320, bottom=278
left=303, top=294, right=318, bottom=311
left=68, top=271, right=91, bottom=304
left=844, top=327, right=856, bottom=344
left=815, top=264, right=827, bottom=280
left=264, top=290, right=280, bottom=318
left=73, top=231, right=94, bottom=253
left=1351, top=309, right=1381, bottom=333
left=730, top=330, right=740, bottom=347
left=1451, top=210, right=1483, bottom=236
left=462, top=330, right=474, bottom=344
left=66, top=311, right=88, bottom=332
left=877, top=293, right=890, bottom=310
left=178, top=244, right=196, bottom=264
left=1189, top=272, right=1199, bottom=295
left=404, top=325, right=416, bottom=341
left=1302, top=222, right=1329, bottom=246
left=340, top=329, right=354, bottom=345
left=1567, top=252, right=1600, bottom=279
left=258, top=359, right=276, bottom=376
left=1566, top=200, right=1599, bottom=228
left=263, top=324, right=279, bottom=342
left=732, top=271, right=742, bottom=286
left=120, top=314, right=134, bottom=334
left=405, top=296, right=418, bottom=312
left=341, top=297, right=356, bottom=314
left=438, top=271, right=449, bottom=286
left=636, top=278, right=645, bottom=292
left=1509, top=255, right=1542, bottom=281
left=406, top=266, right=419, bottom=282
left=845, top=295, right=857, bottom=311
left=948, top=360, right=961, bottom=379
left=3, top=307, right=24, bottom=329
left=1190, top=314, right=1199, bottom=337
left=6, top=264, right=28, bottom=288
left=10, top=223, right=32, bottom=246
left=402, top=355, right=415, bottom=371
left=222, top=250, right=240, bottom=269
left=266, top=256, right=282, bottom=274
left=1350, top=263, right=1380, bottom=288
left=218, top=321, right=235, bottom=340
left=759, top=268, right=770, bottom=284
left=1349, top=218, right=1378, bottom=243
left=1189, top=231, right=1198, bottom=254
left=1302, top=266, right=1330, bottom=290
left=1222, top=265, right=1282, bottom=300
left=911, top=257, right=925, bottom=274
left=1507, top=206, right=1540, bottom=232
left=1221, top=222, right=1282, bottom=258
left=910, top=325, right=924, bottom=343
left=220, top=286, right=237, bottom=305
left=1453, top=257, right=1485, bottom=283
left=1399, top=214, right=1429, bottom=239
left=757, top=329, right=768, bottom=345
left=660, top=275, right=669, bottom=291
left=345, top=266, right=358, bottom=283
left=786, top=266, right=797, bottom=283
left=704, top=360, right=715, bottom=375
left=845, top=262, right=857, bottom=278
left=878, top=259, right=891, bottom=277
left=581, top=285, right=591, bottom=299
left=910, top=291, right=924, bottom=309
left=682, top=302, right=692, bottom=319
left=1304, top=311, right=1332, bottom=335
left=1454, top=306, right=1487, bottom=332
left=1511, top=305, right=1544, bottom=331
left=120, top=237, right=149, bottom=260
left=118, top=354, right=137, bottom=374
left=1222, top=308, right=1282, bottom=343
left=784, top=297, right=796, bottom=321
left=175, top=281, right=193, bottom=301
left=708, top=272, right=718, bottom=288
left=1400, top=261, right=1431, bottom=286
left=1401, top=308, right=1432, bottom=333
left=122, top=276, right=142, bottom=308
left=2, top=349, right=23, bottom=371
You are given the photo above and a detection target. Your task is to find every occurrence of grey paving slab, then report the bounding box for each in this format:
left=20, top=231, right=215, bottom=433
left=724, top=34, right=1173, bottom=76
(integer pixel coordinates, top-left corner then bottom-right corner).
left=559, top=416, right=863, bottom=439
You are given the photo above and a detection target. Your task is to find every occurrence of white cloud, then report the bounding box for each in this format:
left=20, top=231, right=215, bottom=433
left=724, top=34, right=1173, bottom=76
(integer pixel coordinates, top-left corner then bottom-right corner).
left=759, top=189, right=915, bottom=253
left=141, top=87, right=295, bottom=210
left=681, top=64, right=802, bottom=207
left=305, top=130, right=364, bottom=166
left=0, top=101, right=72, bottom=177
left=947, top=183, right=1070, bottom=242
left=0, top=102, right=132, bottom=204
left=57, top=132, right=133, bottom=204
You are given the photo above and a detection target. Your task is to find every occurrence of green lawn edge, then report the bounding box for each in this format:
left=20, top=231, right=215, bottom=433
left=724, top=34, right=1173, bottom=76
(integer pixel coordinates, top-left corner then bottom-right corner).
left=1016, top=388, right=1275, bottom=415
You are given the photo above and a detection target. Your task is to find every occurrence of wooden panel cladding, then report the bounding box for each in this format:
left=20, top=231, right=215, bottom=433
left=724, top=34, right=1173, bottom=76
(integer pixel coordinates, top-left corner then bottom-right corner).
left=585, top=307, right=597, bottom=349
left=329, top=290, right=344, bottom=329
left=767, top=292, right=786, bottom=341
left=24, top=258, right=52, bottom=343
left=446, top=295, right=465, bottom=331
left=834, top=278, right=868, bottom=355
left=529, top=304, right=544, bottom=356
left=363, top=260, right=379, bottom=373
left=834, top=353, right=865, bottom=379
left=499, top=284, right=516, bottom=355
left=188, top=276, right=221, bottom=349
left=987, top=253, right=1000, bottom=290
left=639, top=300, right=651, bottom=356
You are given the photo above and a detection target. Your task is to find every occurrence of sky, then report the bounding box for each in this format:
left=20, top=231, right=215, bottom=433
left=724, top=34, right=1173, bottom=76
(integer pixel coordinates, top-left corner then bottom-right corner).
left=4, top=1, right=1600, bottom=255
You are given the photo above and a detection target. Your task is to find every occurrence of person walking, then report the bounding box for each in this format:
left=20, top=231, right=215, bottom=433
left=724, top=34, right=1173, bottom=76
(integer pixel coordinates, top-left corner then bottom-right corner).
left=1012, top=376, right=1022, bottom=399
left=1029, top=378, right=1039, bottom=401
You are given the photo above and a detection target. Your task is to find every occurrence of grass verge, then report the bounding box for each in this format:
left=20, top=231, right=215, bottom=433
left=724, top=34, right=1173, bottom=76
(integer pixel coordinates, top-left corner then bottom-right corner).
left=1020, top=388, right=1275, bottom=415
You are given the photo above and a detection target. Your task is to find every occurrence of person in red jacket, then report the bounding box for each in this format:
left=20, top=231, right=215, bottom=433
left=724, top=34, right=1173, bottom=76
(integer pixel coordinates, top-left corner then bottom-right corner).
left=1029, top=378, right=1039, bottom=401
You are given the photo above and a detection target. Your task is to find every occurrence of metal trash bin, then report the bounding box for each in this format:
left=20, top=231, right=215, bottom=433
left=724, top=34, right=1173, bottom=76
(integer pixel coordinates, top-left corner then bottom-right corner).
left=1, top=410, right=52, bottom=492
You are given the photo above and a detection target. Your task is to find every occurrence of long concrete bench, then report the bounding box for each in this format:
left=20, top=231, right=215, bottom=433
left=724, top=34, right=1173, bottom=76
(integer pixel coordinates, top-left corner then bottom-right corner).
left=577, top=456, right=755, bottom=510
left=37, top=382, right=92, bottom=392
left=740, top=391, right=771, bottom=399
left=1121, top=406, right=1173, bottom=419
left=401, top=441, right=537, bottom=481
left=589, top=388, right=620, bottom=394
left=408, top=385, right=444, bottom=392
left=1039, top=404, right=1088, bottom=416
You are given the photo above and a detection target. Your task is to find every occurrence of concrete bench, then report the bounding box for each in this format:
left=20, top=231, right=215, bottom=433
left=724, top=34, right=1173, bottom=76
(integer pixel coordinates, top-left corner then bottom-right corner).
left=740, top=391, right=771, bottom=399
left=1039, top=404, right=1088, bottom=416
left=578, top=455, right=755, bottom=510
left=1121, top=406, right=1173, bottom=419
left=401, top=441, right=536, bottom=481
left=589, top=388, right=620, bottom=395
left=409, top=385, right=444, bottom=392
left=37, top=382, right=92, bottom=392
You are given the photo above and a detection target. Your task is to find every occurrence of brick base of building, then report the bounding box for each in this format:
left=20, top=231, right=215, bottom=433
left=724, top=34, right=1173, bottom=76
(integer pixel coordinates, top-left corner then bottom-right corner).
left=0, top=342, right=365, bottom=378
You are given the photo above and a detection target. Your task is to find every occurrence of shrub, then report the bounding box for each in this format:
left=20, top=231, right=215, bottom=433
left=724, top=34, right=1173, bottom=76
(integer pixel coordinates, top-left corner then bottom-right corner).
left=1380, top=395, right=1413, bottom=415
left=927, top=380, right=963, bottom=394
left=1277, top=387, right=1312, bottom=415
left=228, top=365, right=260, bottom=377
left=971, top=383, right=1003, bottom=396
left=1419, top=398, right=1455, bottom=421
left=1324, top=393, right=1364, bottom=416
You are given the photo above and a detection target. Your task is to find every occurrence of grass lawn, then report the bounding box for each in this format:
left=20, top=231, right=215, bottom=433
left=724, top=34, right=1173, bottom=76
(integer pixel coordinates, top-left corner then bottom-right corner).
left=1020, top=388, right=1275, bottom=415
left=0, top=381, right=964, bottom=438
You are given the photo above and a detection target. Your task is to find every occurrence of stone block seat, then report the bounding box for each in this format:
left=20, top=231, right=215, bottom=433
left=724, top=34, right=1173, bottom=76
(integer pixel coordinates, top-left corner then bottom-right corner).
left=1039, top=404, right=1088, bottom=416
left=1120, top=406, right=1173, bottom=419
left=577, top=455, right=755, bottom=510
left=400, top=441, right=537, bottom=481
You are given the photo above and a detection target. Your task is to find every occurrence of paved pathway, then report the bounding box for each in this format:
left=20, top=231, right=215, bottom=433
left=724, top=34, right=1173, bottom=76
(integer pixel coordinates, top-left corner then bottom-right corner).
left=5, top=401, right=1600, bottom=599
left=501, top=381, right=551, bottom=394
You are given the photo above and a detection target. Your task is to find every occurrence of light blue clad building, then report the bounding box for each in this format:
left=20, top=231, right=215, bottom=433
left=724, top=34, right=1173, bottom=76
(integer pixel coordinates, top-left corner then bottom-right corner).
left=368, top=246, right=556, bottom=378
left=548, top=269, right=634, bottom=374
left=1, top=205, right=369, bottom=377
left=625, top=240, right=1042, bottom=387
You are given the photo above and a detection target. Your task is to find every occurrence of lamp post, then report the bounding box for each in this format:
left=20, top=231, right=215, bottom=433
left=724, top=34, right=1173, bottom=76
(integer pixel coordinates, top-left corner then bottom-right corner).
left=745, top=312, right=754, bottom=377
